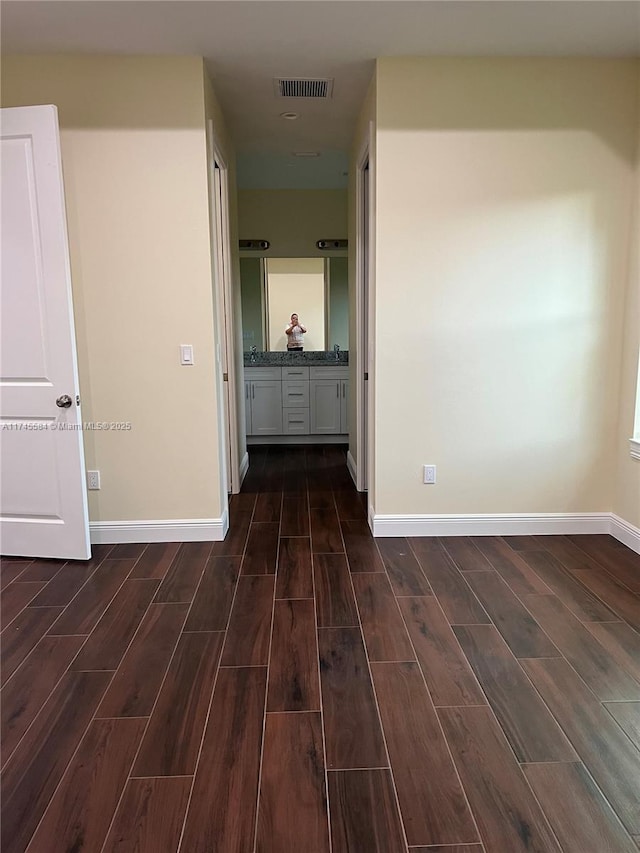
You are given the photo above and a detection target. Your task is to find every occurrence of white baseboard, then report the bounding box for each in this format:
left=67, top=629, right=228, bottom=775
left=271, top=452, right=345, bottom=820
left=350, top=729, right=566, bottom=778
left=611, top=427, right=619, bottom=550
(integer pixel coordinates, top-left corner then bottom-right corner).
left=371, top=512, right=612, bottom=538
left=239, top=452, right=249, bottom=485
left=610, top=514, right=640, bottom=555
left=87, top=506, right=639, bottom=553
left=346, top=451, right=357, bottom=487
left=90, top=511, right=229, bottom=544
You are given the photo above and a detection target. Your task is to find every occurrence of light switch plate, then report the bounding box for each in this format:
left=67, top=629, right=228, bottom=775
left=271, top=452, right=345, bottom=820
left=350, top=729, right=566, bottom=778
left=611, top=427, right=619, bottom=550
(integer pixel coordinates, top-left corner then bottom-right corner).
left=180, top=344, right=194, bottom=365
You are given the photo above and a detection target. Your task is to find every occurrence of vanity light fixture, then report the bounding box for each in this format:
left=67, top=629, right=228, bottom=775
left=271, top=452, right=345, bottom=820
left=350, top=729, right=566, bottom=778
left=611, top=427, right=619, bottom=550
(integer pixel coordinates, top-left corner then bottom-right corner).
left=317, top=239, right=348, bottom=249
left=240, top=240, right=270, bottom=250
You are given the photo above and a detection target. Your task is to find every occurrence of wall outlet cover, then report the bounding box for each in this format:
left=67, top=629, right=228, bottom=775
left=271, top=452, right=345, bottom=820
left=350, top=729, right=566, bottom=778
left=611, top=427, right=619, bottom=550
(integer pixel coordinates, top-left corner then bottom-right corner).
left=423, top=465, right=436, bottom=484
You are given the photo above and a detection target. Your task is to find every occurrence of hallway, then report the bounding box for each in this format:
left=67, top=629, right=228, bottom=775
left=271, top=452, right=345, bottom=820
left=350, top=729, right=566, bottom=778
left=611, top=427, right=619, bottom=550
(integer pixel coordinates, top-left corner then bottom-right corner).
left=2, top=445, right=640, bottom=851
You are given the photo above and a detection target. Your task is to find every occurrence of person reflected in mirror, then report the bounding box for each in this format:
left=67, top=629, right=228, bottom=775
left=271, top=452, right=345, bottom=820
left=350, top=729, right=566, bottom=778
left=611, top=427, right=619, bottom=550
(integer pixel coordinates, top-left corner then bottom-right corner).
left=285, top=313, right=306, bottom=351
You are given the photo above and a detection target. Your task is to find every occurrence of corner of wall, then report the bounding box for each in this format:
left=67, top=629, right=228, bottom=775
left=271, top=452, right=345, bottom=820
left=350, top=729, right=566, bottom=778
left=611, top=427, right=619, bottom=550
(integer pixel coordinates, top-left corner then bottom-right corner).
left=613, top=60, right=640, bottom=532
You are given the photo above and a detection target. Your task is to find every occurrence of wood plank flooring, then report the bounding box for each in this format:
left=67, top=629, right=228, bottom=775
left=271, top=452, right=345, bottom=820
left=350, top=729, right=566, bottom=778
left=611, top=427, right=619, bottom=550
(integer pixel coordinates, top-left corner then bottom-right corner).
left=2, top=445, right=640, bottom=852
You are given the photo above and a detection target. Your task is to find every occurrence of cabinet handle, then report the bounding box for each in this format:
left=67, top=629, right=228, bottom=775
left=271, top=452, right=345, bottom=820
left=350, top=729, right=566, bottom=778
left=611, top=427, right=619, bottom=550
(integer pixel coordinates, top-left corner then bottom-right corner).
left=252, top=385, right=255, bottom=399
left=289, top=392, right=303, bottom=396
left=336, top=384, right=339, bottom=398
left=246, top=385, right=249, bottom=400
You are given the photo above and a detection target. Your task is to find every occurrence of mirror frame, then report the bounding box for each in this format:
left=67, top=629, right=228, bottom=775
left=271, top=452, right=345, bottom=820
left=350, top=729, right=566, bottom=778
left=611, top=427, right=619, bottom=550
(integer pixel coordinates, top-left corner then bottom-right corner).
left=240, top=256, right=348, bottom=353
left=262, top=258, right=329, bottom=351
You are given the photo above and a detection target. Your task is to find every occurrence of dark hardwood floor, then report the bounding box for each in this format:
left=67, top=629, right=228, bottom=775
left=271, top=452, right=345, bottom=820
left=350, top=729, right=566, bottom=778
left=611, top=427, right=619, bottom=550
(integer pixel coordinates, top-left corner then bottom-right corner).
left=2, top=445, right=640, bottom=852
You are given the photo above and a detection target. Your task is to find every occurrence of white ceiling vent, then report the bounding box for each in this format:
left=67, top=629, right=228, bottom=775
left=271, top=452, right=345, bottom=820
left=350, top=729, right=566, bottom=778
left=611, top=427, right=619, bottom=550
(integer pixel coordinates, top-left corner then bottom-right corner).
left=274, top=78, right=334, bottom=99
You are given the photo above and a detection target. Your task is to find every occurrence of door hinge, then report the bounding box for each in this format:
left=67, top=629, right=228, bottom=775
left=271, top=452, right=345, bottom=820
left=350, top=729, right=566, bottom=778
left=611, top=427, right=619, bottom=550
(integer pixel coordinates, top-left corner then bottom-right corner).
left=364, top=372, right=368, bottom=380
left=223, top=373, right=228, bottom=381
left=76, top=395, right=81, bottom=405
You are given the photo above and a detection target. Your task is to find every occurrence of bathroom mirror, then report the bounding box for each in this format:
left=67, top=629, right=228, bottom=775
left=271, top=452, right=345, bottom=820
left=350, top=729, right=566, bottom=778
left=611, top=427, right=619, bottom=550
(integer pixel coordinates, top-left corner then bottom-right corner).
left=240, top=256, right=348, bottom=352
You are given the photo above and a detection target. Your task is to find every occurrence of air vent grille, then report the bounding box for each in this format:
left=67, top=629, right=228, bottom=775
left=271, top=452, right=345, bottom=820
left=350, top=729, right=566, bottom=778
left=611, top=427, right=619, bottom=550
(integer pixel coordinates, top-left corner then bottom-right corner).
left=274, top=78, right=334, bottom=99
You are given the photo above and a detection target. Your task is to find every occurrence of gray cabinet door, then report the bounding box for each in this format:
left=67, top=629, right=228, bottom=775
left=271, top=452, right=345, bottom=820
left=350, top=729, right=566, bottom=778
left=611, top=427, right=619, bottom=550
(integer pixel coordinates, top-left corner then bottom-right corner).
left=249, top=380, right=283, bottom=435
left=340, top=380, right=349, bottom=433
left=310, top=379, right=341, bottom=434
left=245, top=381, right=252, bottom=434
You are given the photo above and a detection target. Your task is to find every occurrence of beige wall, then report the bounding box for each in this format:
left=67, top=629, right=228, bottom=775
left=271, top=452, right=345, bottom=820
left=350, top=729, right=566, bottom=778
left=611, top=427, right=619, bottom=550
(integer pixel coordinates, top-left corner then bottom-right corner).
left=238, top=189, right=347, bottom=257
left=614, top=66, right=640, bottom=528
left=2, top=55, right=227, bottom=522
left=373, top=57, right=638, bottom=517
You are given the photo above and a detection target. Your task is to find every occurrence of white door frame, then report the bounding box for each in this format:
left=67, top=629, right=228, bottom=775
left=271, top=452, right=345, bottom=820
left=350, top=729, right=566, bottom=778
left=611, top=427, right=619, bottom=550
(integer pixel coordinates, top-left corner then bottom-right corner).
left=355, top=122, right=374, bottom=500
left=207, top=122, right=240, bottom=496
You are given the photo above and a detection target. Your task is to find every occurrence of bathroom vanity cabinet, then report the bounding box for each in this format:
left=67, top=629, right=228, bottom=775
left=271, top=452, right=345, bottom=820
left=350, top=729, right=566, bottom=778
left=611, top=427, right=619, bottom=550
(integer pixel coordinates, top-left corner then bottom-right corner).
left=244, top=364, right=348, bottom=438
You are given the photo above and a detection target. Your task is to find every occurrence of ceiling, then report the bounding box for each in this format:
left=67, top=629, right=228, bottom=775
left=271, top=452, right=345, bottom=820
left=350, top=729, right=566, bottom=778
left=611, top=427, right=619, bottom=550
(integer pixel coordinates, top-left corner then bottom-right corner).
left=3, top=1, right=639, bottom=188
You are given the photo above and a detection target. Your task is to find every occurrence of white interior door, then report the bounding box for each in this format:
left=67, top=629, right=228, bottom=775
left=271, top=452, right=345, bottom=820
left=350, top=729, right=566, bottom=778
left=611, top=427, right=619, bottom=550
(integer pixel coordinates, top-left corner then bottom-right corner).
left=362, top=159, right=370, bottom=491
left=207, top=124, right=240, bottom=496
left=212, top=162, right=231, bottom=495
left=356, top=149, right=371, bottom=493
left=1, top=105, right=90, bottom=559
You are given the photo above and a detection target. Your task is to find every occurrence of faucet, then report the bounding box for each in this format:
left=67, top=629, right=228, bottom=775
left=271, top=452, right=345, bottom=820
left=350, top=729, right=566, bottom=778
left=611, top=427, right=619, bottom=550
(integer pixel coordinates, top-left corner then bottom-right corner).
left=333, top=343, right=340, bottom=361
left=250, top=345, right=257, bottom=363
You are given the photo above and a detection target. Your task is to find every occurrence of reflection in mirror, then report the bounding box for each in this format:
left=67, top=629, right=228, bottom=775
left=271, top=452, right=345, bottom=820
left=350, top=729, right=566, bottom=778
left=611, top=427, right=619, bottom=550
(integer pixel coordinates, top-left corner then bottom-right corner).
left=240, top=257, right=264, bottom=350
left=268, top=258, right=325, bottom=351
left=328, top=257, right=348, bottom=352
left=240, top=256, right=348, bottom=352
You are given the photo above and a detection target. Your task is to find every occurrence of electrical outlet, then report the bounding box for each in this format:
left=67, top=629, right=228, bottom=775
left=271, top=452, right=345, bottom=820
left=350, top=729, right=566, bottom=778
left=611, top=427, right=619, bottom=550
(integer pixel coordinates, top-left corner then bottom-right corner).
left=87, top=470, right=101, bottom=490
left=423, top=465, right=436, bottom=484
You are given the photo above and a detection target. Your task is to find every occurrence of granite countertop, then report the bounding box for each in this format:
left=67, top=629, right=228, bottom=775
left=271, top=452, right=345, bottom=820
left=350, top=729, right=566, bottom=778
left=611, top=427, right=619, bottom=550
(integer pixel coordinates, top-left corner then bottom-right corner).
left=244, top=350, right=348, bottom=367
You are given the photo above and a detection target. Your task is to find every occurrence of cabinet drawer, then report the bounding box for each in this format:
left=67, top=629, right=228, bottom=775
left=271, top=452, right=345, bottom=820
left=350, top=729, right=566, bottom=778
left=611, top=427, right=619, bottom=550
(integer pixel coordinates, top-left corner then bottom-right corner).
left=282, top=381, right=309, bottom=408
left=282, top=366, right=309, bottom=381
left=283, top=409, right=310, bottom=435
left=244, top=366, right=281, bottom=381
left=309, top=366, right=349, bottom=380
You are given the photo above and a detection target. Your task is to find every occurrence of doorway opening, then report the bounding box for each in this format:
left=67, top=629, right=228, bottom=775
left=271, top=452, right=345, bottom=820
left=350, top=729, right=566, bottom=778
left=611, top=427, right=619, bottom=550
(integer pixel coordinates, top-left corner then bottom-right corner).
left=220, top=147, right=372, bottom=516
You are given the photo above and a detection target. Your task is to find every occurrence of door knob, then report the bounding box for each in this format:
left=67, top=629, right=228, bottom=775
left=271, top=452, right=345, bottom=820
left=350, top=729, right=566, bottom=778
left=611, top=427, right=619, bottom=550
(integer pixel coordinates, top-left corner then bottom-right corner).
left=56, top=394, right=73, bottom=408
